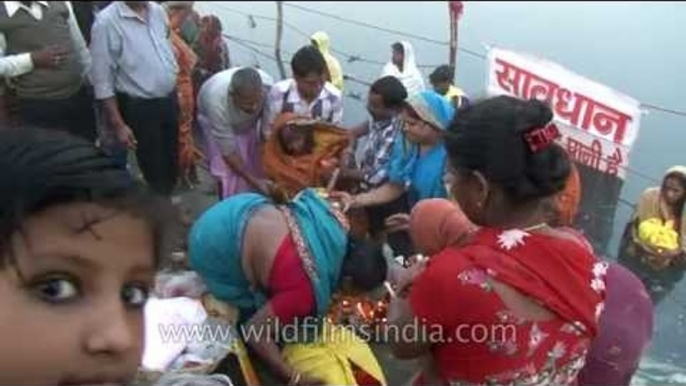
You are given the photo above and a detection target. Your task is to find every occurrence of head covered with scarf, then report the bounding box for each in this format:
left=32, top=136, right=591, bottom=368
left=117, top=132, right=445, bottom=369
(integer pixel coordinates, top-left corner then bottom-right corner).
left=405, top=90, right=456, bottom=131
left=385, top=91, right=455, bottom=205
left=262, top=113, right=350, bottom=198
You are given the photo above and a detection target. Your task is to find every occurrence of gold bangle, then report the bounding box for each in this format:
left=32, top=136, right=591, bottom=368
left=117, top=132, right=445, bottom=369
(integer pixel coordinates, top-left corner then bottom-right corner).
left=288, top=371, right=301, bottom=386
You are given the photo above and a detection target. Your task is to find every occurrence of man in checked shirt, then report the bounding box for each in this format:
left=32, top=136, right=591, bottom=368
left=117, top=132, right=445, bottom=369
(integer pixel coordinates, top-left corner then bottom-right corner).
left=342, top=75, right=409, bottom=242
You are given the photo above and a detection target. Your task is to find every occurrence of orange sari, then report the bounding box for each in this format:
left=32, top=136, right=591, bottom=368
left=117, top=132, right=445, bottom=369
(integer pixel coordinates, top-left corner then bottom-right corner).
left=556, top=162, right=581, bottom=226
left=171, top=30, right=200, bottom=178
left=262, top=113, right=351, bottom=198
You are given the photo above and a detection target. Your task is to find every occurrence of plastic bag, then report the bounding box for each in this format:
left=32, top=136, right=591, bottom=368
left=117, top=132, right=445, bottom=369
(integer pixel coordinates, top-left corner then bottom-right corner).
left=154, top=373, right=234, bottom=386
left=142, top=297, right=208, bottom=371
left=638, top=218, right=679, bottom=251
left=155, top=270, right=208, bottom=299
left=167, top=318, right=236, bottom=372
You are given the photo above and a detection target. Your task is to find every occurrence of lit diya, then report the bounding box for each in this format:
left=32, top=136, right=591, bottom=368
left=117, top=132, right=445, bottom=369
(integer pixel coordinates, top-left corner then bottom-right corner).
left=326, top=292, right=391, bottom=342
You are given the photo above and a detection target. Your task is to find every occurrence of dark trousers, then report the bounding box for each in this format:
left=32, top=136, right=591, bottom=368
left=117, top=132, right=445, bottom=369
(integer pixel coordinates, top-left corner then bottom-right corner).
left=367, top=193, right=414, bottom=258
left=18, top=84, right=97, bottom=142
left=117, top=92, right=179, bottom=197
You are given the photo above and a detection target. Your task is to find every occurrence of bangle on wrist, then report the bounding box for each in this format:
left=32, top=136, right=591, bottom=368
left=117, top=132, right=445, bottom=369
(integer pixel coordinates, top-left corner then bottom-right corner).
left=288, top=371, right=301, bottom=386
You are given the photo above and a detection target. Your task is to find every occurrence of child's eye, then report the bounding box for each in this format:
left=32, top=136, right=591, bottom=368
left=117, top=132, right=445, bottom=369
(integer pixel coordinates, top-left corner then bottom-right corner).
left=33, top=278, right=80, bottom=303
left=121, top=284, right=149, bottom=308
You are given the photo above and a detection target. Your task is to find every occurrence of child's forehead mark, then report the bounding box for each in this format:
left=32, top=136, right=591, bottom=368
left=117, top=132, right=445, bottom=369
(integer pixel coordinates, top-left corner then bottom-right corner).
left=69, top=208, right=123, bottom=241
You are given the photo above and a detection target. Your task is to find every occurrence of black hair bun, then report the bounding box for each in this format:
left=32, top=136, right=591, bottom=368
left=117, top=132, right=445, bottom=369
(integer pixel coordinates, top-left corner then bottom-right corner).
left=341, top=238, right=387, bottom=293
left=446, top=96, right=571, bottom=204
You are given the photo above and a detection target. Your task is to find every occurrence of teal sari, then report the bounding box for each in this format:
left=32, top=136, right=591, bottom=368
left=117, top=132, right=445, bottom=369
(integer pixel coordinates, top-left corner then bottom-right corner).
left=188, top=188, right=349, bottom=322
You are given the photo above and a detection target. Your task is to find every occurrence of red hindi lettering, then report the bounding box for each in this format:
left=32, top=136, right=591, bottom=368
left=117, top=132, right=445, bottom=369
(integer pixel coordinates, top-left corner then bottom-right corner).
left=577, top=139, right=603, bottom=171
left=526, top=75, right=560, bottom=103
left=494, top=58, right=533, bottom=98
left=606, top=147, right=623, bottom=176
left=566, top=137, right=583, bottom=161
left=554, top=89, right=594, bottom=131
left=591, top=104, right=632, bottom=144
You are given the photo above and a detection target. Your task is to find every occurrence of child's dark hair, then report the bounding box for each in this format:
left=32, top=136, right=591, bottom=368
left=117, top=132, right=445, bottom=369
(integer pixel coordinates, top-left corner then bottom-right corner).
left=278, top=124, right=315, bottom=156
left=0, top=127, right=175, bottom=268
left=445, top=96, right=571, bottom=204
left=340, top=238, right=387, bottom=293
left=370, top=76, right=408, bottom=109
left=291, top=45, right=327, bottom=78
left=429, top=65, right=455, bottom=84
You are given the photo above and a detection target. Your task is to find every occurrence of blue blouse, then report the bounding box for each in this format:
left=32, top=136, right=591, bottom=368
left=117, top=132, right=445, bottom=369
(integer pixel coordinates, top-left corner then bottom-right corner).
left=387, top=133, right=447, bottom=207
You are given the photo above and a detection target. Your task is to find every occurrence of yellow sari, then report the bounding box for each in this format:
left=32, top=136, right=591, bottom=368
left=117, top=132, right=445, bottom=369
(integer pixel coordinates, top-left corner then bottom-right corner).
left=282, top=320, right=387, bottom=386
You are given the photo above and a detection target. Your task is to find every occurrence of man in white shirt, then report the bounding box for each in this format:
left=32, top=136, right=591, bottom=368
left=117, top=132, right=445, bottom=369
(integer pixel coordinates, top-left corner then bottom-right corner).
left=265, top=45, right=343, bottom=132
left=197, top=66, right=274, bottom=198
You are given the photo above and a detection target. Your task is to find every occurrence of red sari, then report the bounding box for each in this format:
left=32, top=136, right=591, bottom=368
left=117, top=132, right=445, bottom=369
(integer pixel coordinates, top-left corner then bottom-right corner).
left=409, top=227, right=607, bottom=385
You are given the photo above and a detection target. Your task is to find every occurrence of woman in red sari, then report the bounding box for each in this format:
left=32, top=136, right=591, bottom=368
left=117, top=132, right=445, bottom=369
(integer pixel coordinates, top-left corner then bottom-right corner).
left=388, top=96, right=607, bottom=386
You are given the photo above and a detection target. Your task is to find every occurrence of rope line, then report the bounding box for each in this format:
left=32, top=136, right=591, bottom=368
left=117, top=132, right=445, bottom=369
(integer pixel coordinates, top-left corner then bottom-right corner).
left=227, top=30, right=660, bottom=187
left=207, top=2, right=686, bottom=118
left=641, top=103, right=686, bottom=118
left=282, top=2, right=449, bottom=46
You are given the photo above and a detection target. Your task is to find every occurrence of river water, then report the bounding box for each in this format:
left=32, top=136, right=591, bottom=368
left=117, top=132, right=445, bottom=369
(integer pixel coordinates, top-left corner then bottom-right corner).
left=196, top=1, right=686, bottom=383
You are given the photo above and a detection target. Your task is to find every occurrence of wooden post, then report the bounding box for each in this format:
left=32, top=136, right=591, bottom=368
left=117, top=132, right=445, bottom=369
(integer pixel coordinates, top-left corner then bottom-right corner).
left=449, top=3, right=457, bottom=68
left=448, top=2, right=464, bottom=71
left=275, top=1, right=287, bottom=80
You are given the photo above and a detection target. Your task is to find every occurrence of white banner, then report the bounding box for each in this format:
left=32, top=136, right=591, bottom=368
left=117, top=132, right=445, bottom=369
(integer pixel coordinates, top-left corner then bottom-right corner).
left=486, top=48, right=642, bottom=179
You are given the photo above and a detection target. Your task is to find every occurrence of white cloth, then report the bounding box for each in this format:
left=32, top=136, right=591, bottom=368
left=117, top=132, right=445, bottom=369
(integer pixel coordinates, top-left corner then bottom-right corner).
left=0, top=35, right=32, bottom=77
left=197, top=66, right=274, bottom=155
left=142, top=297, right=208, bottom=371
left=0, top=1, right=92, bottom=78
left=265, top=78, right=343, bottom=131
left=380, top=40, right=425, bottom=96
left=155, top=373, right=234, bottom=386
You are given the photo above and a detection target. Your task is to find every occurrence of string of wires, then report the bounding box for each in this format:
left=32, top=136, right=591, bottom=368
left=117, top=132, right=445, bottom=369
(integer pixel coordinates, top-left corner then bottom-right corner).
left=205, top=2, right=686, bottom=119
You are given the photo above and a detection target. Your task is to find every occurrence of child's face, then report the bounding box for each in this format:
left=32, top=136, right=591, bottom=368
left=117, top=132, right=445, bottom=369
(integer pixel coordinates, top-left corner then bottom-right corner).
left=0, top=202, right=155, bottom=385
left=432, top=81, right=450, bottom=96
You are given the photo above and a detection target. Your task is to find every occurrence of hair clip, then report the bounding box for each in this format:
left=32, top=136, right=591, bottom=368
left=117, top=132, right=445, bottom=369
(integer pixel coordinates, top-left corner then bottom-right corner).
left=524, top=123, right=561, bottom=153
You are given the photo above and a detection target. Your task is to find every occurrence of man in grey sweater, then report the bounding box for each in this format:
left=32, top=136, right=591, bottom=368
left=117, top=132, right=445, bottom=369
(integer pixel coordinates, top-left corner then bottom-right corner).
left=0, top=1, right=95, bottom=141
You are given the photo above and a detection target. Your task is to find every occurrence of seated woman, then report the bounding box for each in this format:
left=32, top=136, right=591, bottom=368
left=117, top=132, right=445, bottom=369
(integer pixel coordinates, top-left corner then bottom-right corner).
left=618, top=166, right=686, bottom=304
left=262, top=112, right=351, bottom=198
left=388, top=96, right=607, bottom=385
left=335, top=90, right=455, bottom=256
left=188, top=188, right=387, bottom=386
left=0, top=127, right=172, bottom=385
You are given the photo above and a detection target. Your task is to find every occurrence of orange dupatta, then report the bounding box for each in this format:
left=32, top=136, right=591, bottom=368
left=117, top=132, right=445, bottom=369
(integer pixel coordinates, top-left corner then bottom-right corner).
left=262, top=113, right=351, bottom=197
left=555, top=162, right=581, bottom=226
